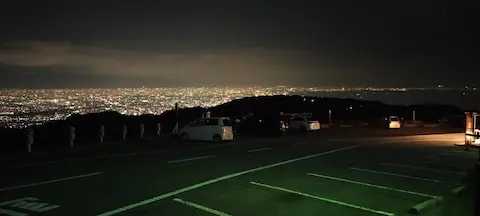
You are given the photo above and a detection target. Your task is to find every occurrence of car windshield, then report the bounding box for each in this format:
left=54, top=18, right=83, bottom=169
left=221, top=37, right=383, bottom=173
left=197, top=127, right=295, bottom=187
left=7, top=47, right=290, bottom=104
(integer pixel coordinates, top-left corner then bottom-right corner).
left=390, top=117, right=399, bottom=121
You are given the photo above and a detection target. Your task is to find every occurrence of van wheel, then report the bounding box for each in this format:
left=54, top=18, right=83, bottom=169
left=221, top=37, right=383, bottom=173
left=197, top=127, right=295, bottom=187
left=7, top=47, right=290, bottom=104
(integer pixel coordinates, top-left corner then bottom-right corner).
left=213, top=134, right=222, bottom=142
left=180, top=133, right=189, bottom=141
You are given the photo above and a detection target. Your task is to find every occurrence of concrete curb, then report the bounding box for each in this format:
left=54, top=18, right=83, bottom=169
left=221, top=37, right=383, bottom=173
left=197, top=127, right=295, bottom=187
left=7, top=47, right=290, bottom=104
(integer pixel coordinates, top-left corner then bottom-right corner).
left=410, top=196, right=443, bottom=214
left=451, top=185, right=468, bottom=195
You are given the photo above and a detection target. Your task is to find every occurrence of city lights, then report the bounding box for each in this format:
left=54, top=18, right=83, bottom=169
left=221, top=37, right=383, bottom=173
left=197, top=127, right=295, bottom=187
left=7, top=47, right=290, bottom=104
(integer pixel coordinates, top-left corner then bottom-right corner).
left=0, top=86, right=469, bottom=128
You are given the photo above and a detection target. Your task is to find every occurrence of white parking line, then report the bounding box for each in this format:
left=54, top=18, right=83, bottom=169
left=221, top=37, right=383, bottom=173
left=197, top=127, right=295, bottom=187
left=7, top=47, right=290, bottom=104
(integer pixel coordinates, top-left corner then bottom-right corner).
left=307, top=173, right=437, bottom=198
left=452, top=149, right=479, bottom=154
left=380, top=163, right=467, bottom=175
left=9, top=142, right=243, bottom=168
left=250, top=181, right=394, bottom=216
left=441, top=152, right=478, bottom=158
left=350, top=167, right=443, bottom=183
left=441, top=152, right=477, bottom=157
left=246, top=147, right=272, bottom=153
left=97, top=142, right=376, bottom=216
left=407, top=159, right=460, bottom=167
left=167, top=155, right=216, bottom=163
left=0, top=172, right=103, bottom=192
left=173, top=198, right=231, bottom=216
left=11, top=160, right=58, bottom=168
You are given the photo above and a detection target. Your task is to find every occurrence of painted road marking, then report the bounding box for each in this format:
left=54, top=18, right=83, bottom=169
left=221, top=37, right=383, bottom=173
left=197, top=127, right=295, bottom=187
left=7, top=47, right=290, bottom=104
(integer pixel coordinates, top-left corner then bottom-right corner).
left=350, top=167, right=443, bottom=183
left=381, top=163, right=467, bottom=175
left=9, top=141, right=246, bottom=168
left=307, top=173, right=437, bottom=198
left=98, top=140, right=404, bottom=216
left=167, top=155, right=217, bottom=163
left=11, top=161, right=58, bottom=168
left=442, top=152, right=478, bottom=158
left=250, top=181, right=394, bottom=216
left=173, top=198, right=232, bottom=216
left=0, top=198, right=38, bottom=206
left=0, top=197, right=60, bottom=214
left=18, top=202, right=60, bottom=212
left=406, top=159, right=461, bottom=167
left=0, top=208, right=27, bottom=216
left=0, top=172, right=102, bottom=192
left=452, top=149, right=479, bottom=154
left=246, top=147, right=272, bottom=153
left=440, top=152, right=478, bottom=158
left=97, top=143, right=373, bottom=216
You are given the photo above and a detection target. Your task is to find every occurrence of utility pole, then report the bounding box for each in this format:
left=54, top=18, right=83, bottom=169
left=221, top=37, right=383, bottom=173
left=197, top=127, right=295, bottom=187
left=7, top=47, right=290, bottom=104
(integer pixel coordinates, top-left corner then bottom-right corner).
left=172, top=103, right=179, bottom=134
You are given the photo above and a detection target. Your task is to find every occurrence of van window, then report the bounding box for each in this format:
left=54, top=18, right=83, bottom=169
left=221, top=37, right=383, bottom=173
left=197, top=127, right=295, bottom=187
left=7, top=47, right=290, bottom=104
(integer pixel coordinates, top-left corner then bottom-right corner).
left=222, top=119, right=232, bottom=126
left=293, top=116, right=305, bottom=121
left=205, top=118, right=219, bottom=126
left=191, top=120, right=205, bottom=127
left=390, top=117, right=399, bottom=122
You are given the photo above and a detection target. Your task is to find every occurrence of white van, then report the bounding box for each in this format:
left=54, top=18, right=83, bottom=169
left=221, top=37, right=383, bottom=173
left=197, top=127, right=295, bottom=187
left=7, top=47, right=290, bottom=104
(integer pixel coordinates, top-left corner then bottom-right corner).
left=282, top=113, right=320, bottom=131
left=388, top=116, right=401, bottom=129
left=179, top=117, right=234, bottom=142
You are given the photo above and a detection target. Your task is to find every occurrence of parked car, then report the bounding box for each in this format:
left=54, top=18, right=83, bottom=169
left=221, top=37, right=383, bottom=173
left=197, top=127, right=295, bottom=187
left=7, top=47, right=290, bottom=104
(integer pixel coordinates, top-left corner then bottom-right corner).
left=388, top=116, right=401, bottom=129
left=237, top=115, right=285, bottom=137
left=282, top=114, right=320, bottom=131
left=179, top=117, right=234, bottom=142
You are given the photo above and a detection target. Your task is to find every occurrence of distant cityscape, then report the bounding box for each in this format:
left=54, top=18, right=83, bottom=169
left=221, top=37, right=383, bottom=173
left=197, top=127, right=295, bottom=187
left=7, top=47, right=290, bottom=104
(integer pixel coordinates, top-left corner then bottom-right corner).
left=0, top=86, right=477, bottom=128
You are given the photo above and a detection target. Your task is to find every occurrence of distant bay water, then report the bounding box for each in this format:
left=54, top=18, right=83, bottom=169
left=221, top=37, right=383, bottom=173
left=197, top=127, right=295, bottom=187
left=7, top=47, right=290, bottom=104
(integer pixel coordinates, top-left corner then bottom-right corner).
left=299, top=90, right=479, bottom=110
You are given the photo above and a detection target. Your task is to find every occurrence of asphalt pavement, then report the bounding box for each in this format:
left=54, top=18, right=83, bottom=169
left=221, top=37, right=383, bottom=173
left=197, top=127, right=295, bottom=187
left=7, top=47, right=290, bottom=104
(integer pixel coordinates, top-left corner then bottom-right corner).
left=0, top=131, right=476, bottom=216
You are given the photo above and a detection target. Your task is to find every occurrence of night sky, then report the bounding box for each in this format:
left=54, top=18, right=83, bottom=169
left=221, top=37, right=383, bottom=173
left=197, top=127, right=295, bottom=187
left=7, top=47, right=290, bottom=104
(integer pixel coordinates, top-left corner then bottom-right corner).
left=0, top=1, right=476, bottom=88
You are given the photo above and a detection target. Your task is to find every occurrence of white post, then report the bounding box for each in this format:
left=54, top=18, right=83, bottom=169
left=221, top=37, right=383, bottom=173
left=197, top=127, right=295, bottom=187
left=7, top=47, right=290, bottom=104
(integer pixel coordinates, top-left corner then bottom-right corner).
left=413, top=110, right=416, bottom=121
left=172, top=123, right=179, bottom=134
left=99, top=125, right=105, bottom=143
left=26, top=129, right=34, bottom=153
left=69, top=126, right=75, bottom=147
left=156, top=123, right=161, bottom=136
left=139, top=124, right=144, bottom=138
left=122, top=124, right=127, bottom=140
left=328, top=110, right=332, bottom=125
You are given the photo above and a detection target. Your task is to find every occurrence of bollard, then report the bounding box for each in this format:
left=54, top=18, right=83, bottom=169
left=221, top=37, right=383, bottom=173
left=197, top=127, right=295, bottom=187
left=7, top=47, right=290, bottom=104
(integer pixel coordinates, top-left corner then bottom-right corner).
left=156, top=123, right=161, bottom=136
left=26, top=129, right=34, bottom=153
left=122, top=124, right=127, bottom=140
left=328, top=110, right=332, bottom=125
left=99, top=125, right=105, bottom=143
left=140, top=124, right=144, bottom=138
left=69, top=126, right=75, bottom=147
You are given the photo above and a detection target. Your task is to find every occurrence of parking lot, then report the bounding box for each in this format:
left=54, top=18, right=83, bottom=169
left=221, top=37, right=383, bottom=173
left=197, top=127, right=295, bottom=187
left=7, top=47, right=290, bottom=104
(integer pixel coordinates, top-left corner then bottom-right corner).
left=0, top=131, right=475, bottom=216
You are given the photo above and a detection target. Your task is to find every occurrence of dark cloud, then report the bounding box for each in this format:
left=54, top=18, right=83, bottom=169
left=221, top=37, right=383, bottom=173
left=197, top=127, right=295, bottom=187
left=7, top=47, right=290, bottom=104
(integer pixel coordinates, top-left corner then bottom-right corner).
left=0, top=64, right=183, bottom=88
left=0, top=1, right=476, bottom=88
